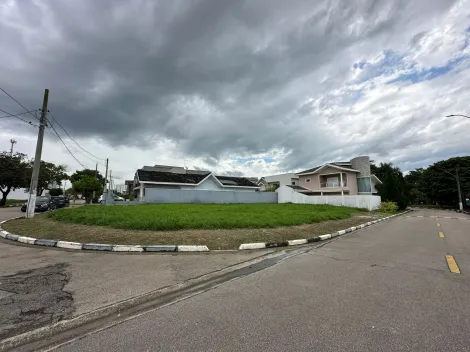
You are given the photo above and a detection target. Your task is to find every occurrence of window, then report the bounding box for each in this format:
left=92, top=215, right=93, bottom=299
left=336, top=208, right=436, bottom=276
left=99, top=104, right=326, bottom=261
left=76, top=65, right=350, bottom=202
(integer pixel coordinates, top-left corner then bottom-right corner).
left=292, top=181, right=296, bottom=185
left=357, top=176, right=372, bottom=193
left=306, top=178, right=311, bottom=183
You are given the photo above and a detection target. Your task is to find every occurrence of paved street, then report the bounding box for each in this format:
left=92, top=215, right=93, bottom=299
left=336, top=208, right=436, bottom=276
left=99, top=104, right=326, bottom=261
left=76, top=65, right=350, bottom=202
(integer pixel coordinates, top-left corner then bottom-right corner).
left=0, top=208, right=271, bottom=342
left=45, top=209, right=470, bottom=352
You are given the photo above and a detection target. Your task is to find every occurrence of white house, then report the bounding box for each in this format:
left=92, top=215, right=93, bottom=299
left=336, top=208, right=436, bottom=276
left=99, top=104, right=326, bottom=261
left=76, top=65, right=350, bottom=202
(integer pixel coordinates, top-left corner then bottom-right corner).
left=133, top=165, right=260, bottom=201
left=258, top=173, right=299, bottom=191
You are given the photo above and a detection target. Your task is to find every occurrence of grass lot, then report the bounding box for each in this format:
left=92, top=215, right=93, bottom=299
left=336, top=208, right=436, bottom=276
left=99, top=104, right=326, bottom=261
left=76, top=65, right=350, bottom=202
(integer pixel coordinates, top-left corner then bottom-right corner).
left=46, top=204, right=364, bottom=231
left=2, top=204, right=390, bottom=250
left=3, top=212, right=386, bottom=250
left=4, top=199, right=25, bottom=206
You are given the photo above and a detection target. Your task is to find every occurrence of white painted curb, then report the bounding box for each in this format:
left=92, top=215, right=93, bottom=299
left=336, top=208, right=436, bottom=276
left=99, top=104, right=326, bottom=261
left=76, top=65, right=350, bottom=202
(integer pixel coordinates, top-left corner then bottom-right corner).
left=17, top=236, right=36, bottom=244
left=239, top=243, right=266, bottom=250
left=0, top=230, right=9, bottom=238
left=56, top=241, right=84, bottom=250
left=112, top=245, right=144, bottom=252
left=319, top=234, right=331, bottom=240
left=238, top=210, right=412, bottom=250
left=177, top=245, right=209, bottom=252
left=288, top=239, right=308, bottom=246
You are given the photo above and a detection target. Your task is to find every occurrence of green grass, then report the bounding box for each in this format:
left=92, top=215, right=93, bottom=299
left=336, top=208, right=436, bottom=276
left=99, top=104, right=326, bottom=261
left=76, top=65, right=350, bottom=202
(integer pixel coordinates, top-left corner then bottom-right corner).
left=5, top=199, right=25, bottom=205
left=4, top=211, right=386, bottom=250
left=47, top=203, right=362, bottom=231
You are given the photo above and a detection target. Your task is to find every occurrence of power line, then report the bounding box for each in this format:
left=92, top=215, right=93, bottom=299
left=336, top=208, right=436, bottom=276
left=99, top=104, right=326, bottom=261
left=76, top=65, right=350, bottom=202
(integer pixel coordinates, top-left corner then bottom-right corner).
left=45, top=122, right=107, bottom=167
left=47, top=110, right=107, bottom=161
left=0, top=87, right=40, bottom=121
left=0, top=108, right=39, bottom=127
left=0, top=109, right=40, bottom=118
left=47, top=118, right=89, bottom=169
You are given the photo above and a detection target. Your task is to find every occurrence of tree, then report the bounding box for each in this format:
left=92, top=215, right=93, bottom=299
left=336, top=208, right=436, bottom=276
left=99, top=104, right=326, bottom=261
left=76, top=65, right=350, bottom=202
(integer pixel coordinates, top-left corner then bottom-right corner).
left=418, top=157, right=470, bottom=207
left=372, top=163, right=409, bottom=209
left=72, top=176, right=103, bottom=203
left=25, top=161, right=69, bottom=196
left=49, top=188, right=64, bottom=197
left=0, top=152, right=29, bottom=206
left=70, top=169, right=105, bottom=186
left=404, top=168, right=428, bottom=204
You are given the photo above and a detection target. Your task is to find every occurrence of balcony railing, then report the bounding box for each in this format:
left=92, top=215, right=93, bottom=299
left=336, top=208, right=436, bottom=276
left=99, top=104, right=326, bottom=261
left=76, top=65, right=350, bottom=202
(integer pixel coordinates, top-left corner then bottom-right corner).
left=320, top=181, right=346, bottom=188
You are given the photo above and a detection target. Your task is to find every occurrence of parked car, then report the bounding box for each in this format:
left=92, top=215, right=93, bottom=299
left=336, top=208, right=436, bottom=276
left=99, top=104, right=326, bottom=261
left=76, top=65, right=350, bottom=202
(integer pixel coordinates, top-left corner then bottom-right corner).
left=51, top=196, right=70, bottom=209
left=20, top=196, right=56, bottom=213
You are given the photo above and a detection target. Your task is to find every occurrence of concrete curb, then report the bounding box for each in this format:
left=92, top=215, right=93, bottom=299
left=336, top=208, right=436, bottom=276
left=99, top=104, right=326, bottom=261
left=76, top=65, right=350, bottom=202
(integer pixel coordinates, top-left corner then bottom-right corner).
left=238, top=210, right=412, bottom=250
left=0, top=216, right=210, bottom=253
left=0, top=211, right=411, bottom=253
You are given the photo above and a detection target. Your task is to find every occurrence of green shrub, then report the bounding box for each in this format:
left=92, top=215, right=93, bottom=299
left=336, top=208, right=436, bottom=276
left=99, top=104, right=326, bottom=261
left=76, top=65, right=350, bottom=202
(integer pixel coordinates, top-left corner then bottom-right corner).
left=129, top=195, right=134, bottom=201
left=380, top=201, right=399, bottom=213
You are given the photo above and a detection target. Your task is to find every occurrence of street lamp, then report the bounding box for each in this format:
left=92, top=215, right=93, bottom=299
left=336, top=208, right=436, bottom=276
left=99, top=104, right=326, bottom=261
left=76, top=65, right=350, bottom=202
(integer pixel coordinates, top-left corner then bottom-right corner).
left=446, top=114, right=470, bottom=118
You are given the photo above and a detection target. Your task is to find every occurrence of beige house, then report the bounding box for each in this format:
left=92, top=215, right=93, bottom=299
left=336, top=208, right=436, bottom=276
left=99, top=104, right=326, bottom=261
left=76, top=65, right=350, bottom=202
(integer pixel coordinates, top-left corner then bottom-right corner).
left=296, top=156, right=381, bottom=196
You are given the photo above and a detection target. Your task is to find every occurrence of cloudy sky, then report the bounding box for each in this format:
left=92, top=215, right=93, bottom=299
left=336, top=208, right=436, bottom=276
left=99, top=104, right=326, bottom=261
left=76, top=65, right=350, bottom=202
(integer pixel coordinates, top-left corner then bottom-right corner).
left=1, top=0, right=470, bottom=183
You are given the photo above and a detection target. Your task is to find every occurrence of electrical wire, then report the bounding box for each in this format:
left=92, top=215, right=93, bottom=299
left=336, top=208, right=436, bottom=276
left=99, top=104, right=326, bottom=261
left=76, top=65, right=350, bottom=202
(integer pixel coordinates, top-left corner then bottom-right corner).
left=0, top=87, right=40, bottom=121
left=46, top=119, right=107, bottom=167
left=47, top=111, right=107, bottom=161
left=0, top=108, right=39, bottom=127
left=47, top=117, right=89, bottom=169
left=0, top=109, right=40, bottom=118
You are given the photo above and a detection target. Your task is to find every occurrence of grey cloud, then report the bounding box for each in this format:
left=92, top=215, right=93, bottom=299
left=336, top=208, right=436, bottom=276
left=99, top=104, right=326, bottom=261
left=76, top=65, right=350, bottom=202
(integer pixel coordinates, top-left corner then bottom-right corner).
left=0, top=0, right=462, bottom=174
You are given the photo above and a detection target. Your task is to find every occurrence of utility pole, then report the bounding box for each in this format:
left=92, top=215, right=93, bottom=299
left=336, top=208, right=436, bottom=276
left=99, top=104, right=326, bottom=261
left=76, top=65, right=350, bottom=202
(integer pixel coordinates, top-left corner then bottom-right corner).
left=436, top=165, right=464, bottom=211
left=93, top=163, right=98, bottom=200
left=104, top=158, right=109, bottom=204
left=9, top=139, right=16, bottom=155
left=109, top=170, right=113, bottom=192
left=456, top=167, right=463, bottom=212
left=26, top=89, right=49, bottom=218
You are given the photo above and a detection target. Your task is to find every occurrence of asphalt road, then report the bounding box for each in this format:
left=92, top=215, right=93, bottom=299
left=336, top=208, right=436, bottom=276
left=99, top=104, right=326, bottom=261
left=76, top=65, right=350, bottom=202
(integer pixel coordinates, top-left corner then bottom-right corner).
left=50, top=209, right=470, bottom=352
left=0, top=208, right=270, bottom=342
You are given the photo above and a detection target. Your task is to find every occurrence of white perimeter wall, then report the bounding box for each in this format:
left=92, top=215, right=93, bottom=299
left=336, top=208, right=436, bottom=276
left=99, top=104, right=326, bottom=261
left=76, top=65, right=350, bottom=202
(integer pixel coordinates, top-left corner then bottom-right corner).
left=276, top=185, right=381, bottom=210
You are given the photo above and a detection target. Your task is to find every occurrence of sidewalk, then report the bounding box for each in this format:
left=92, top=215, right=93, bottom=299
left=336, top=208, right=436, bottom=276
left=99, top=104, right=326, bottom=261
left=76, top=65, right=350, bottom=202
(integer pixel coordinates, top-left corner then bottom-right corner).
left=0, top=209, right=273, bottom=341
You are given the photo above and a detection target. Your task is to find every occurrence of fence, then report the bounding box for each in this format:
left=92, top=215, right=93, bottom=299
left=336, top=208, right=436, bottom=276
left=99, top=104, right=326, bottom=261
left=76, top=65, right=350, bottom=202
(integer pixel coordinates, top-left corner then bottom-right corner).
left=276, top=186, right=381, bottom=210
left=144, top=188, right=278, bottom=204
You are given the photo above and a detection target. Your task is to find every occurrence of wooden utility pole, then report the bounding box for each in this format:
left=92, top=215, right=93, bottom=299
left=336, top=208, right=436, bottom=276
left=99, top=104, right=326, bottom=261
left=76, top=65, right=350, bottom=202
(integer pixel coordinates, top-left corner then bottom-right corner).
left=26, top=89, right=49, bottom=218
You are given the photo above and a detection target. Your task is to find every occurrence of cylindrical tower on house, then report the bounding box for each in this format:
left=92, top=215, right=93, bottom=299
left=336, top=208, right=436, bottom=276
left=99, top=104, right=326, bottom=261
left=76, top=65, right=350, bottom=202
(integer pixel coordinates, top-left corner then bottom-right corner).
left=351, top=156, right=372, bottom=193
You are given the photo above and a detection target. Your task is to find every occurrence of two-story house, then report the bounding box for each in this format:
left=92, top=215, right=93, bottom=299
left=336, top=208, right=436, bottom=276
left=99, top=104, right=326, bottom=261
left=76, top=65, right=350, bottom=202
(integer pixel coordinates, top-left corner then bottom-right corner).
left=295, top=156, right=382, bottom=196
